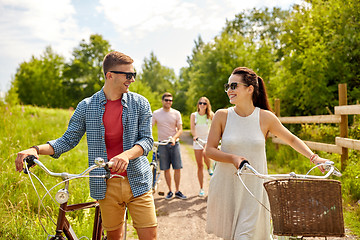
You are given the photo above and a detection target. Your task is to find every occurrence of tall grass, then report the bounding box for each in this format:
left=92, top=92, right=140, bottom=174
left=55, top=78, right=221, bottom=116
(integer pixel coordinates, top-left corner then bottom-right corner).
left=0, top=104, right=93, bottom=239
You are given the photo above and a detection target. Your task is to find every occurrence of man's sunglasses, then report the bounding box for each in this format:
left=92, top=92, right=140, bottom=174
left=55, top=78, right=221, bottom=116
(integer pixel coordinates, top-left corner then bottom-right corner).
left=224, top=82, right=248, bottom=92
left=198, top=102, right=207, bottom=105
left=164, top=99, right=173, bottom=102
left=109, top=71, right=136, bottom=80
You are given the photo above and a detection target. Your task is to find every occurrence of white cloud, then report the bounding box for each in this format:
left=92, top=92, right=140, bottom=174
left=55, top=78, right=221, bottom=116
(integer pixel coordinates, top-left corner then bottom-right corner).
left=97, top=0, right=231, bottom=40
left=0, top=0, right=89, bottom=60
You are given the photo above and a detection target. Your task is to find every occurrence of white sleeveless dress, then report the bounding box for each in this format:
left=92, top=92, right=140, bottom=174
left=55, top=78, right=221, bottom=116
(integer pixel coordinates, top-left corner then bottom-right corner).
left=206, top=107, right=271, bottom=240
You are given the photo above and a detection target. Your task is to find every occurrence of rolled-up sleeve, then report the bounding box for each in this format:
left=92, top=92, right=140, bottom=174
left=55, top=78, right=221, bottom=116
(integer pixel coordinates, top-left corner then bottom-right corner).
left=48, top=101, right=86, bottom=158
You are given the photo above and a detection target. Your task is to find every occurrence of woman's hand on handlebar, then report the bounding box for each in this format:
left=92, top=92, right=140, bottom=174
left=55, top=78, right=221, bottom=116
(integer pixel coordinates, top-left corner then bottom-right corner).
left=232, top=155, right=248, bottom=169
left=15, top=148, right=39, bottom=172
left=313, top=156, right=328, bottom=173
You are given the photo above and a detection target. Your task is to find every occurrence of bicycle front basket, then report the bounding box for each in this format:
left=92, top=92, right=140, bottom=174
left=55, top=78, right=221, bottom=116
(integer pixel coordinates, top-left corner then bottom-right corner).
left=263, top=178, right=344, bottom=237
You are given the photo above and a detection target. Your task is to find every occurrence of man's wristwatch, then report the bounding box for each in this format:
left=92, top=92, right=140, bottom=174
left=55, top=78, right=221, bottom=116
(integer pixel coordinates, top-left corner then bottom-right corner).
left=30, top=145, right=40, bottom=155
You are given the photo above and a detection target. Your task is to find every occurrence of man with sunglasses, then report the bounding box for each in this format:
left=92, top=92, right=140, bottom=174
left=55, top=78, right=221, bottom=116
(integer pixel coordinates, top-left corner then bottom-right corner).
left=15, top=51, right=156, bottom=240
left=152, top=92, right=187, bottom=200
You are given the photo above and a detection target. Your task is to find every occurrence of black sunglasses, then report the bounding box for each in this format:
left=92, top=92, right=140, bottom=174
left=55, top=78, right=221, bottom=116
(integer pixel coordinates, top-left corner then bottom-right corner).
left=224, top=82, right=248, bottom=92
left=164, top=99, right=173, bottom=102
left=198, top=102, right=207, bottom=105
left=109, top=71, right=136, bottom=80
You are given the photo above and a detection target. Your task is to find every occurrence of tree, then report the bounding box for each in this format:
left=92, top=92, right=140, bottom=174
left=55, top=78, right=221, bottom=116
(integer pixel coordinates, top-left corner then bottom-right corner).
left=63, top=34, right=113, bottom=107
left=139, top=52, right=176, bottom=94
left=182, top=8, right=289, bottom=112
left=275, top=0, right=360, bottom=116
left=11, top=46, right=67, bottom=107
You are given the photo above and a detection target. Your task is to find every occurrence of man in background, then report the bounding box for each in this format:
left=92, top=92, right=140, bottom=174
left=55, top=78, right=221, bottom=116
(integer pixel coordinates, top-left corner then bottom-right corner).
left=152, top=92, right=187, bottom=200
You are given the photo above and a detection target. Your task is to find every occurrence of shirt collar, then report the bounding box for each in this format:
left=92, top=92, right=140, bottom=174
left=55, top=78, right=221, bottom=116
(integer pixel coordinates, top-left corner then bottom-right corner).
left=99, top=88, right=128, bottom=107
left=99, top=88, right=107, bottom=105
left=122, top=92, right=128, bottom=108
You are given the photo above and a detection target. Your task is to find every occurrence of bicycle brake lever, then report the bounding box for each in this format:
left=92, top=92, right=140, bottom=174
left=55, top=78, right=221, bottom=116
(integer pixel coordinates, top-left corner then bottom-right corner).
left=104, top=164, right=111, bottom=179
left=323, top=161, right=342, bottom=177
left=23, top=155, right=37, bottom=174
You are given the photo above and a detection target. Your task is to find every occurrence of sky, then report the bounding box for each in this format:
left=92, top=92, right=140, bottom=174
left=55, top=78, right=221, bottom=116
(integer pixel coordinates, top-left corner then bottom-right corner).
left=0, top=0, right=302, bottom=93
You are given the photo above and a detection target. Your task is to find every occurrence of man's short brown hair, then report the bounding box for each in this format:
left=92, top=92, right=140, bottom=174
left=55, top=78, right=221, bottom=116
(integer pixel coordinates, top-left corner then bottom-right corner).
left=162, top=92, right=173, bottom=100
left=103, top=51, right=134, bottom=76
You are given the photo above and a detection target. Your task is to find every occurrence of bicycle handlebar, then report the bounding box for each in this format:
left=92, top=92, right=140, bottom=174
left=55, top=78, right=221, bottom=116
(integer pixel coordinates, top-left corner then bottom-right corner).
left=153, top=136, right=176, bottom=148
left=194, top=137, right=207, bottom=148
left=23, top=155, right=116, bottom=180
left=237, top=160, right=342, bottom=180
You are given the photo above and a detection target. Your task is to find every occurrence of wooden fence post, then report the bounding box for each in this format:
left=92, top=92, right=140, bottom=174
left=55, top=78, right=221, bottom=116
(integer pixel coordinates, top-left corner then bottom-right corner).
left=338, top=83, right=348, bottom=170
left=274, top=99, right=280, bottom=117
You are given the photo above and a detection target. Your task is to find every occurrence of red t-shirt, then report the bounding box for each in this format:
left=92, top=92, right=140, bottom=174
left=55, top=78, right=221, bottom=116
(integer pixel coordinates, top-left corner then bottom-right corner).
left=103, top=99, right=126, bottom=176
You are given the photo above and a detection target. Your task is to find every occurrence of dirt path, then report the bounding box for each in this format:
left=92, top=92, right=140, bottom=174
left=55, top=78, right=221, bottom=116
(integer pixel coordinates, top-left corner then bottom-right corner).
left=128, top=130, right=356, bottom=240
left=153, top=130, right=220, bottom=240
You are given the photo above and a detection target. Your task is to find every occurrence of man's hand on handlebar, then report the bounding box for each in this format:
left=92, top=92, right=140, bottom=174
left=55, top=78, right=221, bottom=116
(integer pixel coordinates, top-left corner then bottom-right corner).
left=170, top=136, right=176, bottom=146
left=15, top=148, right=39, bottom=172
left=109, top=152, right=129, bottom=173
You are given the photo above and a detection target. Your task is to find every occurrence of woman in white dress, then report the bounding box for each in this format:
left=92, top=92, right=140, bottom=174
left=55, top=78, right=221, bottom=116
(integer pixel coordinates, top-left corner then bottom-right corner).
left=205, top=67, right=328, bottom=240
left=190, top=97, right=214, bottom=197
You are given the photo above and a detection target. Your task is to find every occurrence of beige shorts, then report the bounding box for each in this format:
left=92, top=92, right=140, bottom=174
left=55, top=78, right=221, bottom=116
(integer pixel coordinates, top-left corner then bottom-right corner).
left=98, top=177, right=157, bottom=231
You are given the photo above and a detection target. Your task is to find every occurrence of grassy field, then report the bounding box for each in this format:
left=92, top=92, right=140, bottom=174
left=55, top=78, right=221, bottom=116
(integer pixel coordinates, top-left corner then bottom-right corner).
left=1, top=104, right=359, bottom=239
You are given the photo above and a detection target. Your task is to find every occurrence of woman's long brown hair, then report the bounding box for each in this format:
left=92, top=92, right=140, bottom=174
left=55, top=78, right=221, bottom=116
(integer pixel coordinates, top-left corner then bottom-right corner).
left=197, top=97, right=213, bottom=119
left=231, top=67, right=272, bottom=111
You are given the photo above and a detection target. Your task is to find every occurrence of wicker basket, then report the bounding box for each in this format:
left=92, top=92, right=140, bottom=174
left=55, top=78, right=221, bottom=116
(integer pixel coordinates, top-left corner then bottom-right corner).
left=263, top=178, right=344, bottom=237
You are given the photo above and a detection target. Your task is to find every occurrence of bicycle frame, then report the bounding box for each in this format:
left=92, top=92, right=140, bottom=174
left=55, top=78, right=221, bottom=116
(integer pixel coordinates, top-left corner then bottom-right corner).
left=23, top=155, right=118, bottom=240
left=150, top=138, right=172, bottom=195
left=52, top=201, right=103, bottom=240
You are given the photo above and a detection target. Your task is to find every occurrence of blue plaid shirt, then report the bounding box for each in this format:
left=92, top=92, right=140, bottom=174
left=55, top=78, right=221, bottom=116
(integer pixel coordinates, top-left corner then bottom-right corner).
left=48, top=89, right=154, bottom=199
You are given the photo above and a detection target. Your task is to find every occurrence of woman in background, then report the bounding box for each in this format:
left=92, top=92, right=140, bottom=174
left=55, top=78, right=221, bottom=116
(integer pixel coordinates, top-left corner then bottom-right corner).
left=190, top=97, right=214, bottom=197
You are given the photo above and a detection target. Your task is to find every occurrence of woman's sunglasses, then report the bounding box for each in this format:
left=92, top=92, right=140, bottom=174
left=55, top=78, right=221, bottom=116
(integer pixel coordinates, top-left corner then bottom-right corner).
left=198, top=102, right=207, bottom=105
left=109, top=71, right=136, bottom=80
left=224, top=82, right=248, bottom=92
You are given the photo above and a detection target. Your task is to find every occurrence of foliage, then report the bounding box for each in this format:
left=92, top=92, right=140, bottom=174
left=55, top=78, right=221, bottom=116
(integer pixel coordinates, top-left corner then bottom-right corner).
left=139, top=52, right=176, bottom=95
left=130, top=79, right=162, bottom=112
left=7, top=34, right=112, bottom=108
left=11, top=47, right=69, bottom=108
left=273, top=0, right=360, bottom=116
left=179, top=0, right=360, bottom=117
left=180, top=7, right=290, bottom=113
left=63, top=34, right=113, bottom=107
left=297, top=123, right=339, bottom=144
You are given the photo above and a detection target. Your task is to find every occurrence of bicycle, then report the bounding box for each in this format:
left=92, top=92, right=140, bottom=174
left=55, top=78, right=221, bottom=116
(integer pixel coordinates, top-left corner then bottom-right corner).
left=150, top=137, right=172, bottom=196
left=194, top=137, right=219, bottom=174
left=237, top=160, right=344, bottom=239
left=22, top=155, right=126, bottom=240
